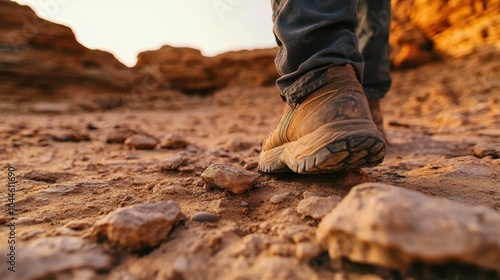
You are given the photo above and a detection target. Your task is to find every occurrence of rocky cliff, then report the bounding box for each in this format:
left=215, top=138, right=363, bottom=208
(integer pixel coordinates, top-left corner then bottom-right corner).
left=391, top=0, right=500, bottom=67
left=0, top=0, right=135, bottom=101
left=1, top=0, right=498, bottom=102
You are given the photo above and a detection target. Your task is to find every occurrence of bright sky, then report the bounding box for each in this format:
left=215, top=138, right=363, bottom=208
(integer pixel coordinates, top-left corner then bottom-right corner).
left=13, top=0, right=276, bottom=66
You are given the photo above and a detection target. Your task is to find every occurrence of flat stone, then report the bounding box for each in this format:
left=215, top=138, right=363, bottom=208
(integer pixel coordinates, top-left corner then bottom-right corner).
left=124, top=134, right=158, bottom=150
left=192, top=211, right=219, bottom=223
left=201, top=164, right=259, bottom=194
left=317, top=183, right=500, bottom=270
left=65, top=220, right=92, bottom=230
left=92, top=201, right=184, bottom=250
left=160, top=134, right=189, bottom=149
left=269, top=193, right=290, bottom=204
left=23, top=170, right=74, bottom=183
left=0, top=236, right=111, bottom=280
left=159, top=154, right=188, bottom=171
left=297, top=195, right=341, bottom=219
left=16, top=217, right=36, bottom=225
left=105, top=128, right=137, bottom=144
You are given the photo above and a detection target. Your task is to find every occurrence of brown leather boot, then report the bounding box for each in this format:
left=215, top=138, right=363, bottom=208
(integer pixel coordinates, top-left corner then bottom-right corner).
left=259, top=64, right=386, bottom=174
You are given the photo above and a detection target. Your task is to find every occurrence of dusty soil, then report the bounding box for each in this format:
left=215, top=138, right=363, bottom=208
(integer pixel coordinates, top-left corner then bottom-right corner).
left=0, top=48, right=499, bottom=279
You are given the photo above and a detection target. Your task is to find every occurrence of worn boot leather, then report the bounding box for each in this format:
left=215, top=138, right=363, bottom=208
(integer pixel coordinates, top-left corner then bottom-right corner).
left=368, top=99, right=386, bottom=139
left=259, top=64, right=386, bottom=174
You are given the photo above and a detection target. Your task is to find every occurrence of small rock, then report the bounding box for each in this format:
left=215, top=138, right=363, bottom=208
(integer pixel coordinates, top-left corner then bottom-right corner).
left=52, top=131, right=91, bottom=142
left=92, top=201, right=184, bottom=250
left=269, top=193, right=290, bottom=204
left=0, top=216, right=7, bottom=224
left=471, top=143, right=499, bottom=159
left=179, top=166, right=196, bottom=173
left=159, top=154, right=188, bottom=171
left=224, top=138, right=255, bottom=152
left=192, top=211, right=220, bottom=223
left=105, top=128, right=136, bottom=144
left=16, top=217, right=35, bottom=225
left=0, top=237, right=111, bottom=280
left=303, top=191, right=318, bottom=199
left=28, top=102, right=70, bottom=113
left=240, top=201, right=249, bottom=207
left=201, top=164, right=259, bottom=194
left=86, top=123, right=98, bottom=130
left=317, top=183, right=500, bottom=270
left=160, top=134, right=189, bottom=149
left=297, top=195, right=341, bottom=219
left=65, top=220, right=92, bottom=230
left=23, top=170, right=74, bottom=183
left=124, top=134, right=158, bottom=150
left=124, top=153, right=139, bottom=159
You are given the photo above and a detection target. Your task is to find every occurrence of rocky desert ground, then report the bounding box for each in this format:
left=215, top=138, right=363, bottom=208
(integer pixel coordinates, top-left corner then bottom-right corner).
left=0, top=0, right=499, bottom=279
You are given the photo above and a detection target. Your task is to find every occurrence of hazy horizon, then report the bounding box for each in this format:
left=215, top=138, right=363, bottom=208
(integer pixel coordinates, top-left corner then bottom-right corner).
left=13, top=0, right=277, bottom=66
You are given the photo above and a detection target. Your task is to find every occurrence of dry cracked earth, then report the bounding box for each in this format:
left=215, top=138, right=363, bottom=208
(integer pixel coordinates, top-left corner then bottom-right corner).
left=0, top=49, right=499, bottom=280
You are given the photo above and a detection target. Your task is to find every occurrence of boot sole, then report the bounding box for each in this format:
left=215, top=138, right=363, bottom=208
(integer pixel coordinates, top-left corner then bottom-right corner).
left=258, top=119, right=386, bottom=174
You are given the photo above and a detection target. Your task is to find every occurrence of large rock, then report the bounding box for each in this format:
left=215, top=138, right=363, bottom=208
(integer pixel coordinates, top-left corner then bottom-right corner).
left=134, top=46, right=279, bottom=92
left=392, top=0, right=500, bottom=64
left=92, top=201, right=184, bottom=250
left=0, top=0, right=135, bottom=101
left=317, top=183, right=500, bottom=270
left=0, top=236, right=111, bottom=280
left=201, top=164, right=260, bottom=194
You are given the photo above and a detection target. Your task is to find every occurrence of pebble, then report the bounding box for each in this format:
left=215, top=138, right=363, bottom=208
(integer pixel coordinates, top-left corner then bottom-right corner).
left=65, top=220, right=92, bottom=230
left=192, top=211, right=220, bottom=223
left=159, top=154, right=188, bottom=171
left=201, top=164, right=260, bottom=194
left=302, top=191, right=318, bottom=199
left=124, top=153, right=139, bottom=159
left=52, top=131, right=91, bottom=142
left=160, top=134, right=189, bottom=149
left=23, top=170, right=73, bottom=183
left=269, top=193, right=290, bottom=204
left=105, top=128, right=136, bottom=144
left=240, top=201, right=249, bottom=207
left=297, top=195, right=341, bottom=219
left=0, top=216, right=7, bottom=224
left=124, top=134, right=158, bottom=150
left=16, top=217, right=36, bottom=225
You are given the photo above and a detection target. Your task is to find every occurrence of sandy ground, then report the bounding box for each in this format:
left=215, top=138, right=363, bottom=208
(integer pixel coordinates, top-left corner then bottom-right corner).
left=0, top=49, right=499, bottom=279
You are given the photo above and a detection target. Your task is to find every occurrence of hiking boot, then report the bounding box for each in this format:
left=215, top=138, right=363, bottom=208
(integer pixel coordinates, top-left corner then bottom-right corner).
left=368, top=99, right=386, bottom=139
left=258, top=64, right=386, bottom=174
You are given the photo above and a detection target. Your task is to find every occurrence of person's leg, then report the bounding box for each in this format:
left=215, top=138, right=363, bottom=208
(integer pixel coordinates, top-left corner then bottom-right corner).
left=259, top=0, right=386, bottom=174
left=357, top=0, right=392, bottom=134
left=271, top=0, right=363, bottom=107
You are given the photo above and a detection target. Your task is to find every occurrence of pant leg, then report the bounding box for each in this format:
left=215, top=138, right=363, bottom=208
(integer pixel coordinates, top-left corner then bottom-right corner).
left=356, top=0, right=391, bottom=100
left=272, top=0, right=363, bottom=107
